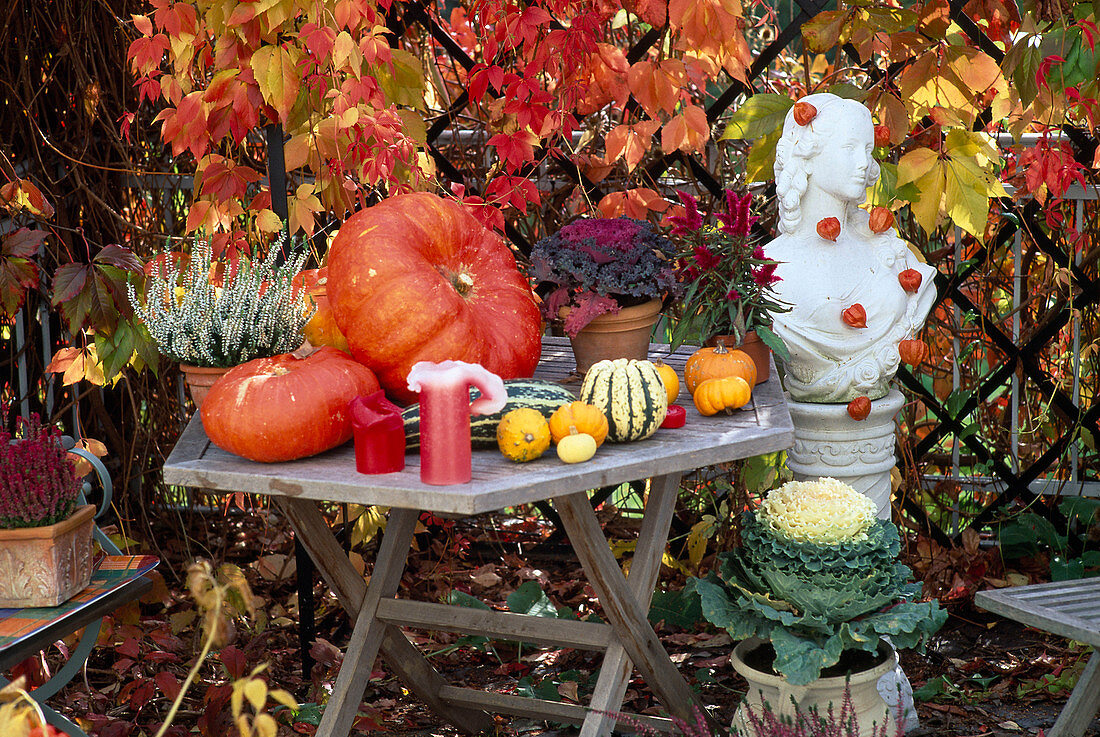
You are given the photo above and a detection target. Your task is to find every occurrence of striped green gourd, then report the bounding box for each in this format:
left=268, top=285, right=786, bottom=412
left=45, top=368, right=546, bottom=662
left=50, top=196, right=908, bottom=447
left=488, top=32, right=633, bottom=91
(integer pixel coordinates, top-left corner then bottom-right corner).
left=403, top=379, right=575, bottom=451
left=579, top=359, right=668, bottom=442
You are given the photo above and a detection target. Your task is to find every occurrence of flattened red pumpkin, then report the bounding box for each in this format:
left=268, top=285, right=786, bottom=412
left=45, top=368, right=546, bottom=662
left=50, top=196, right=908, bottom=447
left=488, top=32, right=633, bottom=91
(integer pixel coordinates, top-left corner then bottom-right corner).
left=201, top=347, right=379, bottom=462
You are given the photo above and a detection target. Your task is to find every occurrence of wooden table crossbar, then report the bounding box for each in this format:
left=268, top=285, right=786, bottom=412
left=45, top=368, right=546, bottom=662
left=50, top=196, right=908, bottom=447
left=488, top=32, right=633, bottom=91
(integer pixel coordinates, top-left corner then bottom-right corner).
left=164, top=337, right=794, bottom=736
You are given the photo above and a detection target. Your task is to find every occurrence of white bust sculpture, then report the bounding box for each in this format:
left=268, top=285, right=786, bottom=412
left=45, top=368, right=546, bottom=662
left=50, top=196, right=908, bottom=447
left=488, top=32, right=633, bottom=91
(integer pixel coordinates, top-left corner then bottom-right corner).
left=766, top=93, right=937, bottom=403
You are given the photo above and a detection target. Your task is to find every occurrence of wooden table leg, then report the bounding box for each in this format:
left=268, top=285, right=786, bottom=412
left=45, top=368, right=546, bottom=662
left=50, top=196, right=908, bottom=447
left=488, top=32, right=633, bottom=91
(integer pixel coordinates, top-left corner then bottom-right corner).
left=275, top=499, right=493, bottom=733
left=577, top=473, right=685, bottom=737
left=1049, top=649, right=1100, bottom=737
left=555, top=479, right=711, bottom=734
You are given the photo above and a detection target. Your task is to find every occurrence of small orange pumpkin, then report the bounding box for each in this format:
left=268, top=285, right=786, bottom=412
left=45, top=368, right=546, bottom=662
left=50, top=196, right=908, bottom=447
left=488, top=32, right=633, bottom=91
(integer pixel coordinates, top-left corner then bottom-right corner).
left=693, top=376, right=752, bottom=417
left=654, top=361, right=680, bottom=404
left=549, top=401, right=609, bottom=447
left=684, top=341, right=757, bottom=394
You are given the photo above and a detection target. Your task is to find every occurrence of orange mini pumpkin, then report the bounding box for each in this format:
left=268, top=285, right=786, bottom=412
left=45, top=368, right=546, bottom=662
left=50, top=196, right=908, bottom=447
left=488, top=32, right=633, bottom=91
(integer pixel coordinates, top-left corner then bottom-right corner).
left=549, top=401, right=609, bottom=447
left=684, top=341, right=757, bottom=394
left=693, top=376, right=751, bottom=416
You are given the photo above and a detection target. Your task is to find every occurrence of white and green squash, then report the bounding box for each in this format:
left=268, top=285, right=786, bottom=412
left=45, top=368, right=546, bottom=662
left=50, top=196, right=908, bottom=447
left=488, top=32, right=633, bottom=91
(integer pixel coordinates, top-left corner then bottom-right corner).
left=579, top=359, right=667, bottom=442
left=402, top=379, right=575, bottom=451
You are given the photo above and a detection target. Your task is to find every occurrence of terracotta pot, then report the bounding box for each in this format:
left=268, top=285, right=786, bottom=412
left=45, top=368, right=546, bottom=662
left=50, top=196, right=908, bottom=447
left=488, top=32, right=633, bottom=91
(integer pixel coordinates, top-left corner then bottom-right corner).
left=731, top=638, right=902, bottom=736
left=705, top=330, right=770, bottom=384
left=0, top=504, right=95, bottom=607
left=179, top=363, right=232, bottom=409
left=563, top=299, right=661, bottom=374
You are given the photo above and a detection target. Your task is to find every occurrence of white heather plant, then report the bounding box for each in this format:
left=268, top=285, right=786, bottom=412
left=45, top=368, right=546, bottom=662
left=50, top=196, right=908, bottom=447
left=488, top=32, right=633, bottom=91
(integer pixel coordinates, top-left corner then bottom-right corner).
left=129, top=234, right=313, bottom=368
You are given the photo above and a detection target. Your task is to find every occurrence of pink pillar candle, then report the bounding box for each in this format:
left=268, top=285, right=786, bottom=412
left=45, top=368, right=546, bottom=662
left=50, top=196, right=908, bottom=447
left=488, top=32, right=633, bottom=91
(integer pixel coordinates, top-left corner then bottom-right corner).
left=349, top=391, right=406, bottom=474
left=406, top=361, right=507, bottom=485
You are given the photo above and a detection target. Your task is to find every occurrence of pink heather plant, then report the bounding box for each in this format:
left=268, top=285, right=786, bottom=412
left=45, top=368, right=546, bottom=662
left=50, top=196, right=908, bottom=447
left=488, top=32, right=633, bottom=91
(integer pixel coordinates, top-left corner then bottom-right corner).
left=0, top=409, right=81, bottom=529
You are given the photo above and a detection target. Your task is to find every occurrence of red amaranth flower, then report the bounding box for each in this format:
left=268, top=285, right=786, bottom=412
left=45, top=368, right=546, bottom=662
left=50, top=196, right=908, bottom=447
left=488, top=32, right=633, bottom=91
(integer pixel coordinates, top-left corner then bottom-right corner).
left=693, top=244, right=721, bottom=271
left=668, top=191, right=704, bottom=235
left=717, top=190, right=758, bottom=238
left=726, top=288, right=741, bottom=300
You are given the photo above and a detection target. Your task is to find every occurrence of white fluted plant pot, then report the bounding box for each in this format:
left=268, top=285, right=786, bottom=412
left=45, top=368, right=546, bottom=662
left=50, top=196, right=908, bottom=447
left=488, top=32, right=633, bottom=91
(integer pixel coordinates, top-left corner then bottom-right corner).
left=731, top=638, right=902, bottom=736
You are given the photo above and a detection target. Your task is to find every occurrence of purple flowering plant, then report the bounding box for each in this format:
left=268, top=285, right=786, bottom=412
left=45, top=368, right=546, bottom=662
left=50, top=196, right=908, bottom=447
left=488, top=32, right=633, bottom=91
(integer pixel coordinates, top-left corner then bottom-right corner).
left=529, top=217, right=681, bottom=337
left=0, top=408, right=81, bottom=529
left=668, top=190, right=790, bottom=361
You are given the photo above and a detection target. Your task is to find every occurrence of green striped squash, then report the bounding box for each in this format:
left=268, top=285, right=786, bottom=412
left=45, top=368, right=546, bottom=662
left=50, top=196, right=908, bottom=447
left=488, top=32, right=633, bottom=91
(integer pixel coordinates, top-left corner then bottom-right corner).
left=402, top=379, right=575, bottom=451
left=579, top=359, right=668, bottom=442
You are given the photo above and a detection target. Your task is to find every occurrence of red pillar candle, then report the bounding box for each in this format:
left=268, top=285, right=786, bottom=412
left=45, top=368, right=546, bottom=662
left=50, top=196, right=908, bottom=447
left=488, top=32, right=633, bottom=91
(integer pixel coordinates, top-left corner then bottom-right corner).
left=349, top=391, right=406, bottom=474
left=406, top=360, right=507, bottom=485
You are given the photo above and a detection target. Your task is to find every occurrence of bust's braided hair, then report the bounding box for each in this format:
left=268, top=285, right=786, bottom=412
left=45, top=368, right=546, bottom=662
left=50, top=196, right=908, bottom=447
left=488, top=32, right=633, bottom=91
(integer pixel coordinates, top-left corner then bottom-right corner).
left=774, top=94, right=880, bottom=235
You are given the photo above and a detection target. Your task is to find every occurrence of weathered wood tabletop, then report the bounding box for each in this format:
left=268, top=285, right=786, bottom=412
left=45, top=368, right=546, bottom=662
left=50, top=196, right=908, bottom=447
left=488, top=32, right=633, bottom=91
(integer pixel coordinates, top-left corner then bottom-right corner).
left=163, top=337, right=794, bottom=514
left=163, top=336, right=794, bottom=737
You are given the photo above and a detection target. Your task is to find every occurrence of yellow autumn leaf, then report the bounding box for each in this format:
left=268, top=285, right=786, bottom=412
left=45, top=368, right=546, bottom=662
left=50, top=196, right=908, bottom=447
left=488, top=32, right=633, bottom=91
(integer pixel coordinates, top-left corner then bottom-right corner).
left=253, top=713, right=278, bottom=737
left=687, top=518, right=713, bottom=571
left=255, top=208, right=283, bottom=233
left=243, top=678, right=267, bottom=712
left=896, top=147, right=941, bottom=187
left=290, top=183, right=323, bottom=236
left=250, top=44, right=300, bottom=123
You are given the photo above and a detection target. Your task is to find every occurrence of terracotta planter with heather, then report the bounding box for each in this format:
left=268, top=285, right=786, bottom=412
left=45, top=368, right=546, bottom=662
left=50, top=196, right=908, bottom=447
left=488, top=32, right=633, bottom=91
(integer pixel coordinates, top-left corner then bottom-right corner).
left=0, top=504, right=95, bottom=607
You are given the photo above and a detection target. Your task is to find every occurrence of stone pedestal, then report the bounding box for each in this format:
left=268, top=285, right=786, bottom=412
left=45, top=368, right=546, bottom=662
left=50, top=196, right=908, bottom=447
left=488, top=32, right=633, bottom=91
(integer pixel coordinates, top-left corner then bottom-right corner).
left=785, top=389, right=904, bottom=518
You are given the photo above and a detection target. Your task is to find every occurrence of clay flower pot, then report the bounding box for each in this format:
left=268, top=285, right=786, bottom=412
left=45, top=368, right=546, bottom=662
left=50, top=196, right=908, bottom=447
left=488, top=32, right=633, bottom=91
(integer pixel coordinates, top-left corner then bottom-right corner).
left=562, top=299, right=661, bottom=374
left=0, top=504, right=95, bottom=607
left=179, top=363, right=232, bottom=409
left=731, top=638, right=902, bottom=736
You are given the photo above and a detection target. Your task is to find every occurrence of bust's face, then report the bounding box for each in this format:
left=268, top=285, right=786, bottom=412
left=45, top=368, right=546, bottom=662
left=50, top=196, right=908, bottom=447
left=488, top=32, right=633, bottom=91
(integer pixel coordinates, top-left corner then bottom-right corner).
left=807, top=123, right=875, bottom=203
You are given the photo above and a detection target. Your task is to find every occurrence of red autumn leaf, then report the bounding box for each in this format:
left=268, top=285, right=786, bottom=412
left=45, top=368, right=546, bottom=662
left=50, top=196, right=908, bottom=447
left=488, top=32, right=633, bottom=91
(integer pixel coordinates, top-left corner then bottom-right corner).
left=199, top=156, right=263, bottom=202
left=154, top=670, right=182, bottom=700
left=793, top=101, right=817, bottom=126
left=816, top=216, right=840, bottom=241
left=869, top=207, right=895, bottom=233
left=898, top=268, right=922, bottom=293
left=0, top=256, right=39, bottom=316
left=847, top=396, right=871, bottom=421
left=661, top=104, right=710, bottom=155
left=605, top=120, right=660, bottom=172
left=126, top=33, right=170, bottom=75
left=0, top=179, right=55, bottom=218
left=219, top=645, right=248, bottom=679
left=3, top=227, right=48, bottom=258
left=488, top=130, right=538, bottom=170
left=842, top=303, right=867, bottom=328
left=484, top=175, right=540, bottom=214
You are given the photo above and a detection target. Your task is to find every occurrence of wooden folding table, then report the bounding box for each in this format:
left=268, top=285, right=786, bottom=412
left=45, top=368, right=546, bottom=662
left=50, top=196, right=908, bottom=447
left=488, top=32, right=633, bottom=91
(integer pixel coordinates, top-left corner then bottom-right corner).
left=163, top=337, right=793, bottom=736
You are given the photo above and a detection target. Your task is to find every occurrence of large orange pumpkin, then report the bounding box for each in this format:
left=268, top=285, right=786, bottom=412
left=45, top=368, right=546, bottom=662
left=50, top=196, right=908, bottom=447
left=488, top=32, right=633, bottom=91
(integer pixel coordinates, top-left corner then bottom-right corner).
left=201, top=347, right=380, bottom=462
left=328, top=193, right=542, bottom=403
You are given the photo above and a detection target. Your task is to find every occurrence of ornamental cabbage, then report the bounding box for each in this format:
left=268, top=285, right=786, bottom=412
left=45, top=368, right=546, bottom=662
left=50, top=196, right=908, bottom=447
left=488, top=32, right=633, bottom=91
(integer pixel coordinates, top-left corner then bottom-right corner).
left=689, top=479, right=947, bottom=686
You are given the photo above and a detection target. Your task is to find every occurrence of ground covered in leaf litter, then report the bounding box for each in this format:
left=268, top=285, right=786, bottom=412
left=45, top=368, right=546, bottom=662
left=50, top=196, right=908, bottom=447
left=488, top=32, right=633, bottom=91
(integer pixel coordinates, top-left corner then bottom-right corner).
left=26, top=505, right=1100, bottom=737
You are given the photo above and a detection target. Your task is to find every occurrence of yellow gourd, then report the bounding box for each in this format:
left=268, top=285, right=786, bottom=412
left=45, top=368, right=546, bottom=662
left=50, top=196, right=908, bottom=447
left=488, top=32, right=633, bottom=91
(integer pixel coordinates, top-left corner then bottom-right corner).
left=654, top=361, right=680, bottom=404
left=549, top=401, right=609, bottom=446
left=497, top=408, right=551, bottom=462
left=693, top=376, right=752, bottom=416
left=556, top=427, right=598, bottom=464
